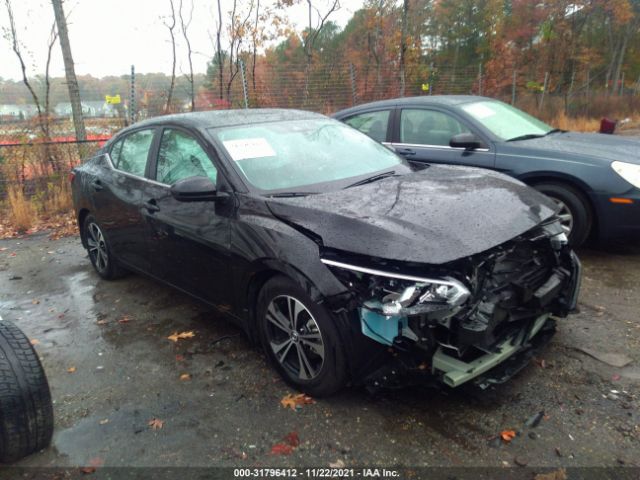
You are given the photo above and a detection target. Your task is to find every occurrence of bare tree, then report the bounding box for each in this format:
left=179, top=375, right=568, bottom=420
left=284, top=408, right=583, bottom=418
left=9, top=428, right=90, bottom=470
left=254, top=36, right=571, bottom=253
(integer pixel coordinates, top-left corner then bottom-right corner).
left=251, top=0, right=261, bottom=91
left=164, top=0, right=177, bottom=113
left=302, top=0, right=340, bottom=102
left=399, top=0, right=409, bottom=97
left=51, top=0, right=87, bottom=155
left=215, top=0, right=224, bottom=99
left=3, top=0, right=57, bottom=170
left=178, top=0, right=195, bottom=111
left=225, top=0, right=254, bottom=101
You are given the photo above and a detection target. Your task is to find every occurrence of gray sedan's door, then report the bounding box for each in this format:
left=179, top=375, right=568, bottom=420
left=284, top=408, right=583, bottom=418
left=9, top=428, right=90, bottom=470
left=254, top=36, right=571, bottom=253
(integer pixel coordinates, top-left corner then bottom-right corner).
left=391, top=108, right=495, bottom=169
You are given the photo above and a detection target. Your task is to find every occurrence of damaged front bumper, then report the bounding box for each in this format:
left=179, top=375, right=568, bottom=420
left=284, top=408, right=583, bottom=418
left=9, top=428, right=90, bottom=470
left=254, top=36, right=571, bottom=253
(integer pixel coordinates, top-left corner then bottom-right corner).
left=322, top=220, right=581, bottom=389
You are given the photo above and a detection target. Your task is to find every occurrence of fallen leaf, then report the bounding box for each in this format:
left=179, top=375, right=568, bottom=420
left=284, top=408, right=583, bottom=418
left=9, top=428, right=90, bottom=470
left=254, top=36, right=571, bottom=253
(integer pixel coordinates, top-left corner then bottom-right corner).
left=80, top=467, right=96, bottom=474
left=99, top=419, right=109, bottom=425
left=32, top=299, right=40, bottom=305
left=96, top=319, right=109, bottom=325
left=280, top=393, right=315, bottom=410
left=30, top=339, right=40, bottom=345
left=148, top=418, right=164, bottom=430
left=117, top=314, right=132, bottom=324
left=179, top=373, right=192, bottom=381
left=67, top=366, right=77, bottom=373
left=612, top=374, right=621, bottom=381
left=175, top=354, right=185, bottom=362
left=167, top=331, right=195, bottom=342
left=329, top=459, right=346, bottom=468
left=501, top=430, right=517, bottom=442
left=270, top=443, right=294, bottom=455
left=534, top=468, right=567, bottom=480
left=284, top=431, right=300, bottom=447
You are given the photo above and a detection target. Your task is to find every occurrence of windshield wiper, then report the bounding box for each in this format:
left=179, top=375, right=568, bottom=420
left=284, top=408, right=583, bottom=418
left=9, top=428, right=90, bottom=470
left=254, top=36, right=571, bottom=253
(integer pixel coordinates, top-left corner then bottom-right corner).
left=506, top=133, right=546, bottom=142
left=507, top=128, right=566, bottom=142
left=544, top=128, right=566, bottom=136
left=345, top=171, right=396, bottom=189
left=268, top=192, right=315, bottom=198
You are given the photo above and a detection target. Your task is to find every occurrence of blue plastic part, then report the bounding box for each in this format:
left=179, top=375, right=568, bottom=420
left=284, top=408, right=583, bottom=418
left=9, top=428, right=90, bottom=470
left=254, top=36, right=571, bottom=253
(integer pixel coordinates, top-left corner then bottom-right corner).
left=359, top=303, right=408, bottom=346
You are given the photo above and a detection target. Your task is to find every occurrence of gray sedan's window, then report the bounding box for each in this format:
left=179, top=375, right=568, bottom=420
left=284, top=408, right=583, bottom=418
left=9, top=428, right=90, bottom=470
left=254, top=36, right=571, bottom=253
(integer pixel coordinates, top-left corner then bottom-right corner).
left=156, top=129, right=217, bottom=185
left=111, top=129, right=154, bottom=177
left=344, top=110, right=390, bottom=142
left=212, top=119, right=401, bottom=192
left=400, top=109, right=470, bottom=146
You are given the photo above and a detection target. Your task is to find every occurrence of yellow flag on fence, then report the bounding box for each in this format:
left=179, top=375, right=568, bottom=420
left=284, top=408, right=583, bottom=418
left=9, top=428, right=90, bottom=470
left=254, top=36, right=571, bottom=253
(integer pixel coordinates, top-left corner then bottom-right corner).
left=421, top=83, right=430, bottom=92
left=105, top=95, right=121, bottom=104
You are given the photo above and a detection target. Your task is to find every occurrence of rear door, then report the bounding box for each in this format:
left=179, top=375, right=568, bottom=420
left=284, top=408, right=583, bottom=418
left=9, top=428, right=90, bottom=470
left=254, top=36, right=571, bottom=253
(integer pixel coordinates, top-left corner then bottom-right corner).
left=391, top=108, right=495, bottom=169
left=342, top=109, right=393, bottom=144
left=90, top=128, right=157, bottom=272
left=142, top=126, right=232, bottom=305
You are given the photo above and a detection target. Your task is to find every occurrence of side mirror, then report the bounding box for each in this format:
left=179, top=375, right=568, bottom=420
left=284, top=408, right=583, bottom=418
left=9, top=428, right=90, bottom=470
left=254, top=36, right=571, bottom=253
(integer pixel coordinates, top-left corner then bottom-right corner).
left=169, top=176, right=228, bottom=202
left=450, top=133, right=484, bottom=150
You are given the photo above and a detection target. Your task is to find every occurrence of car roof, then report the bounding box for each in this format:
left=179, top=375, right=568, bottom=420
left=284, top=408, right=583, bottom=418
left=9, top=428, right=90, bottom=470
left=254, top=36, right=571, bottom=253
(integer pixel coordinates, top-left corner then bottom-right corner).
left=333, top=95, right=489, bottom=117
left=128, top=108, right=326, bottom=130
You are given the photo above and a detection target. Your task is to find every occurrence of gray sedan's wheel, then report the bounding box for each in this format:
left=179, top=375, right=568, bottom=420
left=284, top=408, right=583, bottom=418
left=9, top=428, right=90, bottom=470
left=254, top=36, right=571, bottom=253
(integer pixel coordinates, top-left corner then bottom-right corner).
left=257, top=276, right=347, bottom=397
left=82, top=214, right=126, bottom=280
left=533, top=183, right=592, bottom=247
left=0, top=320, right=53, bottom=463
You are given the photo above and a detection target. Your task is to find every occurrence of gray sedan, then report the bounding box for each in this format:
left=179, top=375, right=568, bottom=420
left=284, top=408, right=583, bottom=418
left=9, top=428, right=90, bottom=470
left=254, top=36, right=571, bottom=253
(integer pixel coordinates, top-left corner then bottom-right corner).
left=334, top=96, right=640, bottom=246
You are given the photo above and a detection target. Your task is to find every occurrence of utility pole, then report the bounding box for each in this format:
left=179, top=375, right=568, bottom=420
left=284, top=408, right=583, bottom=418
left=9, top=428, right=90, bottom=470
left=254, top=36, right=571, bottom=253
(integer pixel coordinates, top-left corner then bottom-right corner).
left=51, top=0, right=87, bottom=155
left=130, top=65, right=136, bottom=124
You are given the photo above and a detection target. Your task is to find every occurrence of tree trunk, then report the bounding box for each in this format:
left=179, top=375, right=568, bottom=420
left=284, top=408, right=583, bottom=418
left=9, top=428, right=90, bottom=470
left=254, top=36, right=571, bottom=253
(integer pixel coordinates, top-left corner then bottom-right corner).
left=51, top=0, right=87, bottom=158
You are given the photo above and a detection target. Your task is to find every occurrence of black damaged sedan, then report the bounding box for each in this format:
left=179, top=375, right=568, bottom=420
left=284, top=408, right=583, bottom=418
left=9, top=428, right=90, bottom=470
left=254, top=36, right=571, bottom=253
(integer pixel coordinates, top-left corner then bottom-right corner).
left=71, top=109, right=581, bottom=396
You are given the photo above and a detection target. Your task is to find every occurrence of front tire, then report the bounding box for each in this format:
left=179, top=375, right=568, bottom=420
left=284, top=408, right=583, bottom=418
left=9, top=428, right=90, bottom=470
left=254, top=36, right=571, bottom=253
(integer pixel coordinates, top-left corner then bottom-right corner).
left=0, top=321, right=54, bottom=463
left=533, top=183, right=592, bottom=247
left=257, top=276, right=348, bottom=397
left=82, top=214, right=126, bottom=280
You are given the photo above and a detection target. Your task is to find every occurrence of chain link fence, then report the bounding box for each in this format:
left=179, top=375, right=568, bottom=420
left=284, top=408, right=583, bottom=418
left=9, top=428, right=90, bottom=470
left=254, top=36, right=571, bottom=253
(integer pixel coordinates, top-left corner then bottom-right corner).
left=1, top=61, right=639, bottom=196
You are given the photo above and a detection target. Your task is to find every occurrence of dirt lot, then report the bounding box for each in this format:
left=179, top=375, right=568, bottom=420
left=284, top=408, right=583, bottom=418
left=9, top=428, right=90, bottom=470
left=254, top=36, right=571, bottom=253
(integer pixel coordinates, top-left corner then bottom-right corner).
left=0, top=233, right=639, bottom=476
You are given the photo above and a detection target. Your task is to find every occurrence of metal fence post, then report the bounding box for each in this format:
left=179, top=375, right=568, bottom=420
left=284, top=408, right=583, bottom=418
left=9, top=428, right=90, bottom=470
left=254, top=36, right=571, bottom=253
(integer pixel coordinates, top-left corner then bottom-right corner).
left=478, top=63, right=483, bottom=96
left=349, top=63, right=358, bottom=106
left=539, top=71, right=549, bottom=111
left=511, top=69, right=517, bottom=105
left=129, top=65, right=135, bottom=124
left=240, top=59, right=249, bottom=109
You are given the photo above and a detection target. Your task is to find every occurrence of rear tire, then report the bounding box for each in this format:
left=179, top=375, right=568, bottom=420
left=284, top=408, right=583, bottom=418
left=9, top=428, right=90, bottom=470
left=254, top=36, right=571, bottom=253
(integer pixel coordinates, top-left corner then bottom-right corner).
left=257, top=276, right=348, bottom=397
left=0, top=321, right=54, bottom=463
left=533, top=183, right=592, bottom=247
left=82, top=214, right=127, bottom=280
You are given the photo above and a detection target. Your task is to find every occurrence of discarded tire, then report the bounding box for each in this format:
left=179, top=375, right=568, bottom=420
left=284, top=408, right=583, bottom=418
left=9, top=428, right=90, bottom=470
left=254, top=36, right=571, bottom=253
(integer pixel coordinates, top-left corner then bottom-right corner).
left=0, top=321, right=53, bottom=463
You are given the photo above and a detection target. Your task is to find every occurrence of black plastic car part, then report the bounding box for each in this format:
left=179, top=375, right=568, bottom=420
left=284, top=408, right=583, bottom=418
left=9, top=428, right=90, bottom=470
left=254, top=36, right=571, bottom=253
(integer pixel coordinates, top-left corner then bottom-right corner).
left=0, top=320, right=54, bottom=463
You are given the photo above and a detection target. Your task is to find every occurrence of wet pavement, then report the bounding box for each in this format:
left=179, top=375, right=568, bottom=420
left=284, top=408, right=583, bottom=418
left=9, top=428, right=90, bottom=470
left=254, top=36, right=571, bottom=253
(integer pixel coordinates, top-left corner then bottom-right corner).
left=0, top=233, right=638, bottom=470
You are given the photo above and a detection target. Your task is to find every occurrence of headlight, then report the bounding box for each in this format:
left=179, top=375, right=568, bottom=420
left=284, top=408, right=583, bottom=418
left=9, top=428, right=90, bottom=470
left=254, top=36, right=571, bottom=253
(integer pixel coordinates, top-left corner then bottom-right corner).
left=611, top=161, right=640, bottom=189
left=320, top=258, right=470, bottom=316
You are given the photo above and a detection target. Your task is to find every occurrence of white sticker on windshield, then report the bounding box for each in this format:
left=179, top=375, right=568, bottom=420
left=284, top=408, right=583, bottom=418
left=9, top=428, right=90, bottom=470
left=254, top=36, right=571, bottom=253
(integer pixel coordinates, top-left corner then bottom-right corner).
left=223, top=138, right=276, bottom=161
left=464, top=103, right=496, bottom=119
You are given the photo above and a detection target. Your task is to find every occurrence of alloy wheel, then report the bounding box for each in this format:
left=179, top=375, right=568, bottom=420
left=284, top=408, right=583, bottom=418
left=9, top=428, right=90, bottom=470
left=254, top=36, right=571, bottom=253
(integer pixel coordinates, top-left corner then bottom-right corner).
left=265, top=295, right=325, bottom=381
left=550, top=197, right=574, bottom=235
left=87, top=222, right=109, bottom=273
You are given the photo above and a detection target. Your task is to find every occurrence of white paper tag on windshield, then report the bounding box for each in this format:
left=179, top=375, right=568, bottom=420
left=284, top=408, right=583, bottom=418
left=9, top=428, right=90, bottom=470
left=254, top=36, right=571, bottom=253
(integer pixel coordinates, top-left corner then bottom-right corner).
left=464, top=103, right=496, bottom=119
left=223, top=138, right=276, bottom=161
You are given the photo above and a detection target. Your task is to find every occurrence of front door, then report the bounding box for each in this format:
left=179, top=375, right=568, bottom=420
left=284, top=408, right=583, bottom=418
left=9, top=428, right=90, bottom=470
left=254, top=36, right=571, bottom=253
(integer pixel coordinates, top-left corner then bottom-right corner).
left=391, top=108, right=495, bottom=169
left=143, top=127, right=232, bottom=306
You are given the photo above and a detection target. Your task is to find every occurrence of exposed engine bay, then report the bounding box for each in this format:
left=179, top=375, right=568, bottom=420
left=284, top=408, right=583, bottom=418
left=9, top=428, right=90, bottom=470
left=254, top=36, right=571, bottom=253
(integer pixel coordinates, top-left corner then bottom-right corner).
left=322, top=219, right=581, bottom=389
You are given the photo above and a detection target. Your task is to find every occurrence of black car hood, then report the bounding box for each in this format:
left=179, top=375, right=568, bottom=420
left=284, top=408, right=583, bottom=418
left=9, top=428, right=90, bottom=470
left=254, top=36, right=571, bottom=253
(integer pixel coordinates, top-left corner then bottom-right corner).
left=506, top=131, right=640, bottom=165
left=266, top=165, right=557, bottom=265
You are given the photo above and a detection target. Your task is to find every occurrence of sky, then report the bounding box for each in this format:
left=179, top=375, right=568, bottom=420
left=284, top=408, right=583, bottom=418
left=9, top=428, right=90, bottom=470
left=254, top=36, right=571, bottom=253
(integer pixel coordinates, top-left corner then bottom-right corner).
left=0, top=0, right=364, bottom=81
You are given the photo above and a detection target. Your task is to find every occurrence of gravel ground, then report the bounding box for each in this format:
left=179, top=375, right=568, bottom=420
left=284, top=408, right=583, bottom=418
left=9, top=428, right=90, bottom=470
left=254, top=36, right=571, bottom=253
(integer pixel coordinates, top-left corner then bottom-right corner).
left=0, top=233, right=638, bottom=475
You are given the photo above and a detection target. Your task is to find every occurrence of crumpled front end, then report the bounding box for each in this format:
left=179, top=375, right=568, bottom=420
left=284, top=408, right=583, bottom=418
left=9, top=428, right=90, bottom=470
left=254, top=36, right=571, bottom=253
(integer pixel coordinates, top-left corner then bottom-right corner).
left=322, top=220, right=581, bottom=389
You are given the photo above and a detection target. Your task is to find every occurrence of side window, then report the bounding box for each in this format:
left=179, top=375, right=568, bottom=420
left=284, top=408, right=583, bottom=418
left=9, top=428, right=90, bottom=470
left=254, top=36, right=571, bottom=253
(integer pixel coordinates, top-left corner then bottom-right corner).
left=344, top=110, right=390, bottom=142
left=400, top=109, right=470, bottom=146
left=156, top=129, right=218, bottom=185
left=110, top=129, right=154, bottom=176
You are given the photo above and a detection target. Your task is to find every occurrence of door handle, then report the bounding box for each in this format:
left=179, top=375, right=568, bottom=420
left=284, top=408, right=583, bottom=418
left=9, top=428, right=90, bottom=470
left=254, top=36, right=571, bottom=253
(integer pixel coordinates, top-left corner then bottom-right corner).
left=90, top=179, right=103, bottom=191
left=143, top=199, right=160, bottom=213
left=396, top=147, right=416, bottom=156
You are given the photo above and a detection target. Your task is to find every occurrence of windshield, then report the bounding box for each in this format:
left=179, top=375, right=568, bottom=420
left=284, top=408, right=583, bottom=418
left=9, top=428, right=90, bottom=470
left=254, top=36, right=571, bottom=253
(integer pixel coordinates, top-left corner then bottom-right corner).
left=211, top=119, right=403, bottom=192
left=460, top=100, right=553, bottom=141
